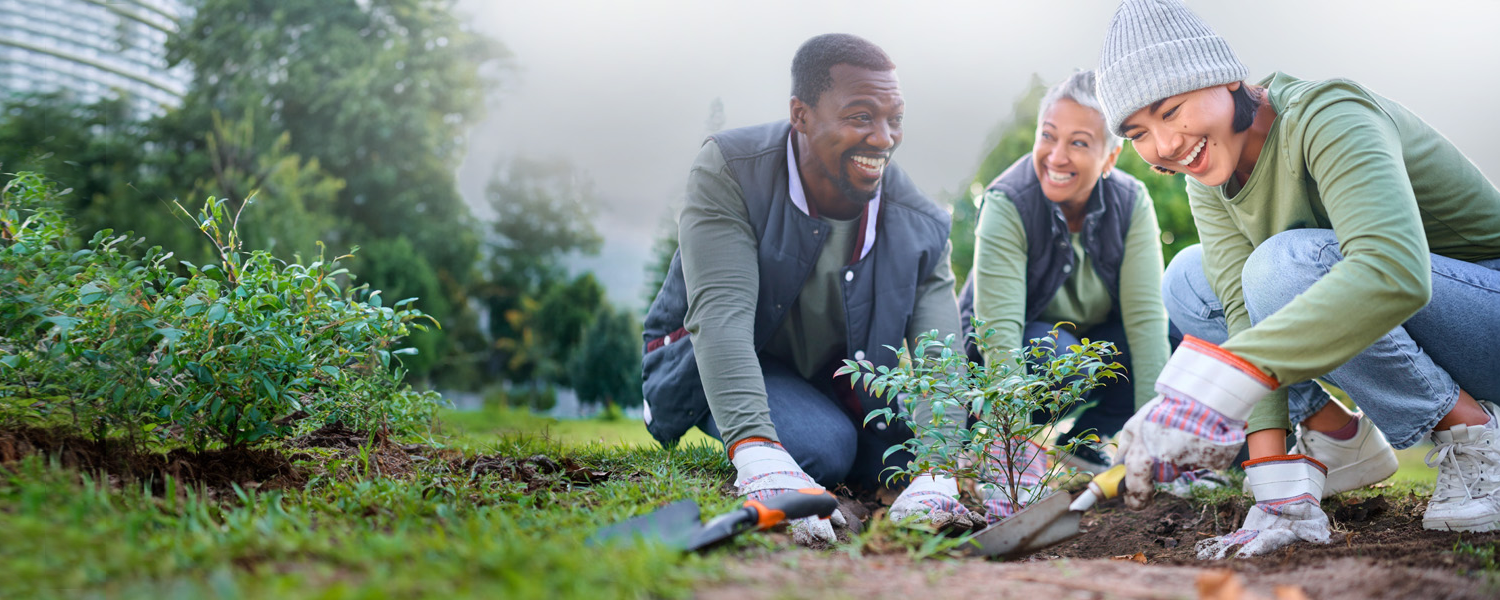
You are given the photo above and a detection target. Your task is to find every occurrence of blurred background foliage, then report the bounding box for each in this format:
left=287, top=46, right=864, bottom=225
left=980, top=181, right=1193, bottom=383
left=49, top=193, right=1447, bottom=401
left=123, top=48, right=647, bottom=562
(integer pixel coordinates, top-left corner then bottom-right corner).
left=0, top=0, right=641, bottom=414
left=1, top=1, right=1196, bottom=414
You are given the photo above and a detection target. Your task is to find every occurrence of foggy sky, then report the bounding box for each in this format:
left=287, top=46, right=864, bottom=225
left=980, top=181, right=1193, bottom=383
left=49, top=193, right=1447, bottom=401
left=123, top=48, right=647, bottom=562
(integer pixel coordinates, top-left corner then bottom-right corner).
left=454, top=0, right=1500, bottom=311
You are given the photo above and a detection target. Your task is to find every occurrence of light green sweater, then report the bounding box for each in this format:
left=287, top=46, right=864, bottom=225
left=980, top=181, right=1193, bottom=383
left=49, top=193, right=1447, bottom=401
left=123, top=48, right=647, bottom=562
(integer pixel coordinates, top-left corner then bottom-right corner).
left=678, top=140, right=960, bottom=445
left=971, top=182, right=1169, bottom=409
left=1188, top=72, right=1500, bottom=433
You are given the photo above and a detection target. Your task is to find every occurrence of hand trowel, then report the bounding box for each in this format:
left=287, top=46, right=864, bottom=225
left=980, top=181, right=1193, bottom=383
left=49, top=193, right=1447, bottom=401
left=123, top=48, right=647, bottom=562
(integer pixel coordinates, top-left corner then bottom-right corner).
left=590, top=488, right=839, bottom=552
left=964, top=463, right=1126, bottom=558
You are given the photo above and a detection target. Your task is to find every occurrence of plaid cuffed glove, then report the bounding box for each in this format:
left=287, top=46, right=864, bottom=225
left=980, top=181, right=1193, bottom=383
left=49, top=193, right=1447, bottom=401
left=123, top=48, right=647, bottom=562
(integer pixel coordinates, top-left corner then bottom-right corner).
left=1116, top=336, right=1276, bottom=509
left=1196, top=454, right=1334, bottom=559
left=731, top=438, right=846, bottom=546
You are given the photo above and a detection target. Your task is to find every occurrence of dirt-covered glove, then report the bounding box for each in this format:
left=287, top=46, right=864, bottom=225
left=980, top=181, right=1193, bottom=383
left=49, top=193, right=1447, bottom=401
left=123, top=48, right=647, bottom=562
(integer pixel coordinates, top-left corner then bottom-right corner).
left=888, top=474, right=981, bottom=528
left=1157, top=468, right=1232, bottom=498
left=1197, top=454, right=1334, bottom=559
left=731, top=438, right=846, bottom=546
left=979, top=437, right=1048, bottom=524
left=1116, top=335, right=1276, bottom=509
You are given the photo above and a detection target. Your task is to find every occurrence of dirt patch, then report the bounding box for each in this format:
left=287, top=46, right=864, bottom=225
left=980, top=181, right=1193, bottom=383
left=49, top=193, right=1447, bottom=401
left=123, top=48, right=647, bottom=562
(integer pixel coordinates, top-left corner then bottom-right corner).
left=701, top=550, right=1498, bottom=600
left=449, top=453, right=611, bottom=493
left=286, top=422, right=457, bottom=480
left=0, top=426, right=304, bottom=496
left=1036, top=490, right=1500, bottom=576
left=699, top=485, right=1500, bottom=599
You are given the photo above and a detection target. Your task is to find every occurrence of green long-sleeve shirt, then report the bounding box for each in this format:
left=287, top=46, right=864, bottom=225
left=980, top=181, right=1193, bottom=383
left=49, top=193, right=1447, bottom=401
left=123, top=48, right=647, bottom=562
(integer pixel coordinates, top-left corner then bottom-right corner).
left=1188, top=72, right=1500, bottom=433
left=678, top=140, right=960, bottom=446
left=971, top=182, right=1170, bottom=409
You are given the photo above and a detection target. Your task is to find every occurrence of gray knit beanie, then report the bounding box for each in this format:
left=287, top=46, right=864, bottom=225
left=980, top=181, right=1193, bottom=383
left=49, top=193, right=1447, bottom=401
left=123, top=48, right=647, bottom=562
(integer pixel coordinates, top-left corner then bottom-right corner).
left=1096, top=0, right=1248, bottom=136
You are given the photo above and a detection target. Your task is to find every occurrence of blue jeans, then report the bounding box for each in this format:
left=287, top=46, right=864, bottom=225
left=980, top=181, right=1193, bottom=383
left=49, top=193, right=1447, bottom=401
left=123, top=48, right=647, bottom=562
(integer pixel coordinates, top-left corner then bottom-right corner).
left=1162, top=230, right=1500, bottom=449
left=696, top=357, right=914, bottom=488
left=1022, top=319, right=1136, bottom=444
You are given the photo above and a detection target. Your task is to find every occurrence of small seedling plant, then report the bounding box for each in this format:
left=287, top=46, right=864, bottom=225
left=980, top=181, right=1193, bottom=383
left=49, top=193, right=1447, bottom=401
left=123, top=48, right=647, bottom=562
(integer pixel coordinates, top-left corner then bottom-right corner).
left=838, top=321, right=1124, bottom=514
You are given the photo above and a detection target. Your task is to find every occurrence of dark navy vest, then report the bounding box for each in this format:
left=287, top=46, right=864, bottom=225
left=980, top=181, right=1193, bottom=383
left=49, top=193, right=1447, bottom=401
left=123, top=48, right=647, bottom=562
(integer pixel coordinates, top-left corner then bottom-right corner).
left=957, top=153, right=1140, bottom=363
left=641, top=121, right=952, bottom=447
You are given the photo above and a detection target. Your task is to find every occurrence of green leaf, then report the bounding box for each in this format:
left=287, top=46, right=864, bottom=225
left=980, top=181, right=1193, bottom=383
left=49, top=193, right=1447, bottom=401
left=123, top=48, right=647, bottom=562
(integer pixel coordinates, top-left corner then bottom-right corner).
left=78, top=281, right=108, bottom=305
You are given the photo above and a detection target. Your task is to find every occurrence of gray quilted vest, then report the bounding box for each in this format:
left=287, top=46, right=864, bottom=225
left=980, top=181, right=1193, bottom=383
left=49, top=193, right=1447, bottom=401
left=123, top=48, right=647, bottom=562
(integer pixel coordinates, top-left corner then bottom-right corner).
left=641, top=120, right=952, bottom=448
left=957, top=153, right=1140, bottom=362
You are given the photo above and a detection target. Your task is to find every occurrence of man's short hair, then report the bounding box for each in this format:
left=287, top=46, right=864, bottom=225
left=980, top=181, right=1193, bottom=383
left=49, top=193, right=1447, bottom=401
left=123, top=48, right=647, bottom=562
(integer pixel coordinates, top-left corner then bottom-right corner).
left=791, top=33, right=895, bottom=107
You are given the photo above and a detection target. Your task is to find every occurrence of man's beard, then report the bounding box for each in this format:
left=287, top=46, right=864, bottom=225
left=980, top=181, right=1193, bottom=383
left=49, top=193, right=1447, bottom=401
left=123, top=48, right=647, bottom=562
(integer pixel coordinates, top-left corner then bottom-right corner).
left=824, top=147, right=888, bottom=205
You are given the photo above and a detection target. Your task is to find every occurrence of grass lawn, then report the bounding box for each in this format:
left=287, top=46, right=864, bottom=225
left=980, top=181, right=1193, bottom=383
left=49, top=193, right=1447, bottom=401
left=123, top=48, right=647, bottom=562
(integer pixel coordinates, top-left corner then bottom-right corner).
left=0, top=405, right=1458, bottom=600
left=0, top=414, right=737, bottom=600
left=1394, top=443, right=1439, bottom=484
left=437, top=406, right=721, bottom=450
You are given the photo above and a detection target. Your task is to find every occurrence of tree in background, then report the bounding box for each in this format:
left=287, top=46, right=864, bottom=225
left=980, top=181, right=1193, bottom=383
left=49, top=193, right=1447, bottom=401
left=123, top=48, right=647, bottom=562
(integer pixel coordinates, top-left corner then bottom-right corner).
left=0, top=93, right=202, bottom=253
left=162, top=0, right=507, bottom=386
left=569, top=306, right=643, bottom=413
left=187, top=111, right=345, bottom=261
left=641, top=212, right=679, bottom=308
left=480, top=156, right=603, bottom=385
left=947, top=76, right=1195, bottom=286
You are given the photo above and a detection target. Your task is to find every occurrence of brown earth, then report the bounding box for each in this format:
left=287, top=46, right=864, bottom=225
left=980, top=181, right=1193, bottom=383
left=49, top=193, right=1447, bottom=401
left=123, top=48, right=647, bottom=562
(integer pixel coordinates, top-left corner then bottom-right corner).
left=0, top=425, right=305, bottom=497
left=0, top=424, right=613, bottom=500
left=702, top=488, right=1500, bottom=600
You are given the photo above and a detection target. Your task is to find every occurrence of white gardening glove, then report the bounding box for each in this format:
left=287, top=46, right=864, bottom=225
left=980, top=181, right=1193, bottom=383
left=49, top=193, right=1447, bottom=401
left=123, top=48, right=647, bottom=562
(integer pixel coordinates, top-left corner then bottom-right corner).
left=1196, top=454, right=1334, bottom=559
left=731, top=438, right=846, bottom=546
left=979, top=437, right=1048, bottom=524
left=889, top=474, right=981, bottom=528
left=1116, top=335, right=1276, bottom=509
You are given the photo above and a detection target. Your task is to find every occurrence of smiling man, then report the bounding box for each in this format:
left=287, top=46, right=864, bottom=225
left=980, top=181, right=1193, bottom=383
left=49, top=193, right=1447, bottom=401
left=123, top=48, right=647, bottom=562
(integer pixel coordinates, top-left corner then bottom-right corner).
left=641, top=34, right=962, bottom=546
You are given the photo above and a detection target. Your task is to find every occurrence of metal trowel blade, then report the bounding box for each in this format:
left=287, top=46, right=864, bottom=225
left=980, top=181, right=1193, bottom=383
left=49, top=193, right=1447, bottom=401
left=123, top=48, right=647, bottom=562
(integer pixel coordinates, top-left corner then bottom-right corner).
left=965, top=490, right=1081, bottom=558
left=589, top=499, right=702, bottom=551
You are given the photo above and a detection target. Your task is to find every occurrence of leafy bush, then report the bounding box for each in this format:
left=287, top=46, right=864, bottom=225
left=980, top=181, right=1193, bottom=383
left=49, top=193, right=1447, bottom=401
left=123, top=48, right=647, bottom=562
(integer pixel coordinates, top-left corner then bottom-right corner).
left=839, top=322, right=1124, bottom=511
left=0, top=173, right=443, bottom=449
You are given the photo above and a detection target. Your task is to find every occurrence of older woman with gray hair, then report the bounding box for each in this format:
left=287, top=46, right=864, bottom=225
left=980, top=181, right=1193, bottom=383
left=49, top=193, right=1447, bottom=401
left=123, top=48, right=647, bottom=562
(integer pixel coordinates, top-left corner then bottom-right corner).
left=957, top=71, right=1170, bottom=511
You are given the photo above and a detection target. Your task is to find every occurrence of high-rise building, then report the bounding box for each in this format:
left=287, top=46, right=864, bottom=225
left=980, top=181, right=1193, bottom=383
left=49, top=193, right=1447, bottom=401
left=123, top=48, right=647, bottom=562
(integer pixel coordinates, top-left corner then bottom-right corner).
left=0, top=0, right=193, bottom=120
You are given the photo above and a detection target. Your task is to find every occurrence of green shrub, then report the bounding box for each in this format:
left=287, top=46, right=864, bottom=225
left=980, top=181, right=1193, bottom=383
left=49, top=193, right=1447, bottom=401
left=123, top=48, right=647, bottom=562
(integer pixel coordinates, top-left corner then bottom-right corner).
left=0, top=173, right=443, bottom=449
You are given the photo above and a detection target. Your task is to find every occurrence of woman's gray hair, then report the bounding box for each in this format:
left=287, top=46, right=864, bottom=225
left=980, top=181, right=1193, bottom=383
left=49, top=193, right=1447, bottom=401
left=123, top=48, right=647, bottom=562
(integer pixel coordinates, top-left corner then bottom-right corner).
left=1038, top=70, right=1122, bottom=150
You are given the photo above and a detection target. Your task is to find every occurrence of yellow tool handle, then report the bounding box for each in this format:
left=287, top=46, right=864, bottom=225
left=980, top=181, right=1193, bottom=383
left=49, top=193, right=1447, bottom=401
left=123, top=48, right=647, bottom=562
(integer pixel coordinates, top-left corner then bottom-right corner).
left=1089, top=463, right=1127, bottom=500
left=1068, top=463, right=1127, bottom=512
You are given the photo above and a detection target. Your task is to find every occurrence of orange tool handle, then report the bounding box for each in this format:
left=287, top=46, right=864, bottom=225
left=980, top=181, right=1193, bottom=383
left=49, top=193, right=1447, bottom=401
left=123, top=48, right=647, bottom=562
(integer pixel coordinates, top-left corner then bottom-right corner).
left=744, top=488, right=839, bottom=530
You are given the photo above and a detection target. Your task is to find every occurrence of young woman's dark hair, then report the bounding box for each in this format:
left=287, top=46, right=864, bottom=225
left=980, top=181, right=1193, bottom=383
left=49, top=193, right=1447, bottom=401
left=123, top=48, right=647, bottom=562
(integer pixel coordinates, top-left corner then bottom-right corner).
left=1230, top=84, right=1262, bottom=133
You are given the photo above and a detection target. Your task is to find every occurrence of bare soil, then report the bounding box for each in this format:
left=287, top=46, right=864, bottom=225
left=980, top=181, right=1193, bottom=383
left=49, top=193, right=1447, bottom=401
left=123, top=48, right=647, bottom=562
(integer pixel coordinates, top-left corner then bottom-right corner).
left=703, top=488, right=1500, bottom=600
left=0, top=424, right=616, bottom=499
left=0, top=425, right=305, bottom=496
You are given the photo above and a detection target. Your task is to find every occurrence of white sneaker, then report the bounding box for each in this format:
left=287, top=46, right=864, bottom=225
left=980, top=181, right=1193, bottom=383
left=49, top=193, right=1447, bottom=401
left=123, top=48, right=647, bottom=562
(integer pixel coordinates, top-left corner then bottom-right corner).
left=1293, top=414, right=1399, bottom=498
left=1422, top=401, right=1500, bottom=532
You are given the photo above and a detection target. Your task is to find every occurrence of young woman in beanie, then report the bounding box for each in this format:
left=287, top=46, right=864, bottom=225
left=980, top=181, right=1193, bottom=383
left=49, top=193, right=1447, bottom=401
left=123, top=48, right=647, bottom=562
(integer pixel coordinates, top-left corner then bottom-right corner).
left=957, top=70, right=1171, bottom=479
left=1095, top=0, right=1500, bottom=559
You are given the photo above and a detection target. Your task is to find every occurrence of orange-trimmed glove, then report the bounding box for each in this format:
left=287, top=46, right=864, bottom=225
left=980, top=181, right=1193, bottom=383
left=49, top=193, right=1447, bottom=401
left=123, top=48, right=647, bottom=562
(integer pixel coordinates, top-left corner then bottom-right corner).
left=731, top=438, right=847, bottom=546
left=1197, top=454, right=1334, bottom=559
left=1115, top=336, right=1277, bottom=509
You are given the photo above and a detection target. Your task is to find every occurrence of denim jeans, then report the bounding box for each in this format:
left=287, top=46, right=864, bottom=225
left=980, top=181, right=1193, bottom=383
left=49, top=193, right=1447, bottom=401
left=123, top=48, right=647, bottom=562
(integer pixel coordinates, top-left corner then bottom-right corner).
left=1162, top=230, right=1500, bottom=449
left=1021, top=319, right=1137, bottom=444
left=696, top=357, right=914, bottom=488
